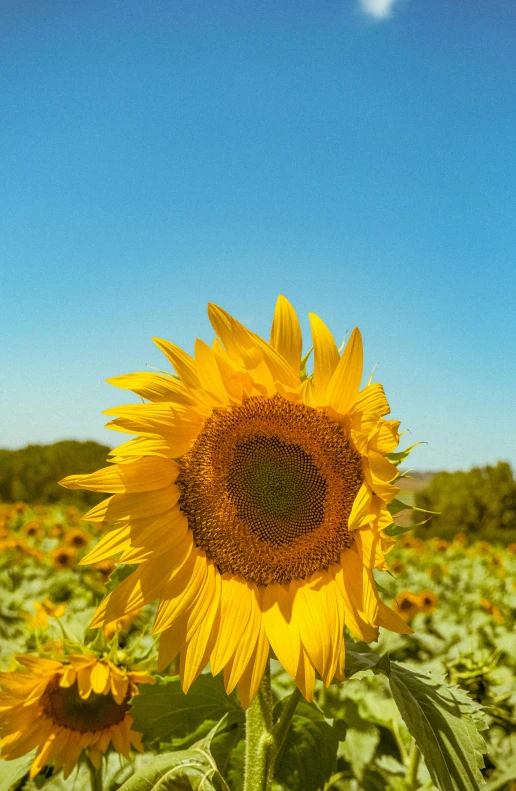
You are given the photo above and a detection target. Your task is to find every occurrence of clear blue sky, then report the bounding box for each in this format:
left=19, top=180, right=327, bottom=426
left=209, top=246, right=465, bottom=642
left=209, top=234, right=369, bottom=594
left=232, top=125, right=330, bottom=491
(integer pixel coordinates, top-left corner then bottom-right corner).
left=1, top=0, right=515, bottom=471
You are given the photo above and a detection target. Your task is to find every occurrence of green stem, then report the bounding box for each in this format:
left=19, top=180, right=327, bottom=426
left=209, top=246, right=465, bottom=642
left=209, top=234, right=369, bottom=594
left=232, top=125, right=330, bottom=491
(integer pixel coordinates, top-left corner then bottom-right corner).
left=88, top=758, right=103, bottom=791
left=406, top=741, right=422, bottom=790
left=243, top=661, right=302, bottom=791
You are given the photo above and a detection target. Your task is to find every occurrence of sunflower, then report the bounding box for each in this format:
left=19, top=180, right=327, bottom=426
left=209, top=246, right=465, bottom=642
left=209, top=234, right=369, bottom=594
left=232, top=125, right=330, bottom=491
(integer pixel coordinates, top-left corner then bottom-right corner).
left=0, top=654, right=154, bottom=779
left=24, top=600, right=67, bottom=628
left=418, top=590, right=438, bottom=614
left=50, top=547, right=77, bottom=570
left=93, top=558, right=116, bottom=583
left=21, top=520, right=45, bottom=541
left=63, top=528, right=90, bottom=550
left=61, top=297, right=412, bottom=706
left=393, top=590, right=420, bottom=621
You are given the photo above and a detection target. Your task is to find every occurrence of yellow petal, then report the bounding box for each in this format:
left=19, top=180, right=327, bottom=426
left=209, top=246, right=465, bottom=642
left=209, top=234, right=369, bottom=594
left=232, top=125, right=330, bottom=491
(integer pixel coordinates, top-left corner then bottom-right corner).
left=77, top=666, right=93, bottom=699
left=295, top=646, right=316, bottom=701
left=335, top=549, right=379, bottom=624
left=222, top=587, right=262, bottom=693
left=209, top=303, right=298, bottom=388
left=152, top=549, right=208, bottom=634
left=291, top=575, right=330, bottom=678
left=90, top=661, right=110, bottom=695
left=368, top=420, right=401, bottom=455
left=118, top=508, right=188, bottom=564
left=326, top=328, right=363, bottom=415
left=348, top=483, right=378, bottom=531
left=236, top=622, right=269, bottom=710
left=354, top=525, right=387, bottom=570
left=298, top=377, right=318, bottom=407
left=91, top=539, right=193, bottom=627
left=320, top=576, right=345, bottom=685
left=210, top=575, right=253, bottom=675
left=106, top=372, right=196, bottom=405
left=368, top=451, right=398, bottom=483
left=15, top=656, right=62, bottom=674
left=376, top=600, right=414, bottom=634
left=80, top=524, right=131, bottom=565
left=350, top=383, right=390, bottom=417
left=208, top=303, right=245, bottom=364
left=108, top=436, right=179, bottom=460
left=82, top=488, right=179, bottom=524
left=60, top=457, right=179, bottom=494
left=111, top=673, right=129, bottom=705
left=269, top=295, right=303, bottom=375
left=153, top=338, right=201, bottom=390
left=261, top=583, right=300, bottom=679
left=309, top=313, right=340, bottom=401
left=180, top=578, right=221, bottom=692
left=194, top=338, right=232, bottom=404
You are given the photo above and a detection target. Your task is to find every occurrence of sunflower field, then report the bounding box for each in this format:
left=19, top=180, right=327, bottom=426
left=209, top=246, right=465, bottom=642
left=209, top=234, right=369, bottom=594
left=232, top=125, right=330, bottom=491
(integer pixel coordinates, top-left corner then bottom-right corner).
left=1, top=300, right=515, bottom=791
left=0, top=502, right=515, bottom=790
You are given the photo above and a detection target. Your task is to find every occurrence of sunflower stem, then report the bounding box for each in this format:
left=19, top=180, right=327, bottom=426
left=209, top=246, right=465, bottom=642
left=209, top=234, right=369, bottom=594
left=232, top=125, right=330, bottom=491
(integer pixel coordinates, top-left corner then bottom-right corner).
left=406, top=741, right=422, bottom=789
left=243, top=661, right=302, bottom=791
left=243, top=661, right=276, bottom=791
left=89, top=761, right=103, bottom=791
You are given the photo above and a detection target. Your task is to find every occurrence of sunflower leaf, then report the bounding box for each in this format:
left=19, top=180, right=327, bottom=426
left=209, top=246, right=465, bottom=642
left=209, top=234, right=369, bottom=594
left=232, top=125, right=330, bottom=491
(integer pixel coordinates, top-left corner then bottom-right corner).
left=0, top=751, right=35, bottom=791
left=345, top=650, right=486, bottom=791
left=130, top=674, right=241, bottom=747
left=273, top=699, right=340, bottom=791
left=386, top=498, right=413, bottom=516
left=116, top=747, right=220, bottom=791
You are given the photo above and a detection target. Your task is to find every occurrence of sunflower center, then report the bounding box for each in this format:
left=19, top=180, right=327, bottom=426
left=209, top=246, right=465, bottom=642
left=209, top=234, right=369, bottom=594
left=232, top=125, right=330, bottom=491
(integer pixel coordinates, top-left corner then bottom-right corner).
left=41, top=675, right=130, bottom=733
left=177, top=394, right=364, bottom=585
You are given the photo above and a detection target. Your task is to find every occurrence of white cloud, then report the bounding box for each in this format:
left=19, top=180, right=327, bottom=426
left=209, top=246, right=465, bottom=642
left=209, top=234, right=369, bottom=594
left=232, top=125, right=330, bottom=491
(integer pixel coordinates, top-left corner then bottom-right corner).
left=359, top=0, right=400, bottom=20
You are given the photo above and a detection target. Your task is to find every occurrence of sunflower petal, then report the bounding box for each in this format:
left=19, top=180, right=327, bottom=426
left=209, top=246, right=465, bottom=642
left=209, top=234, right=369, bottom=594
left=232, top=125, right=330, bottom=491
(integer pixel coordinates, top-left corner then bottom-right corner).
left=309, top=313, right=340, bottom=401
left=270, top=295, right=303, bottom=375
left=326, top=328, right=363, bottom=415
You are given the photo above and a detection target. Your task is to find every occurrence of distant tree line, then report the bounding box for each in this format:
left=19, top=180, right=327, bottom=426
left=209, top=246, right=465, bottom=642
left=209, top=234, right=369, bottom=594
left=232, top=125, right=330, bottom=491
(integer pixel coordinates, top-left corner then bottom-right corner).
left=415, top=461, right=516, bottom=544
left=0, top=441, right=111, bottom=509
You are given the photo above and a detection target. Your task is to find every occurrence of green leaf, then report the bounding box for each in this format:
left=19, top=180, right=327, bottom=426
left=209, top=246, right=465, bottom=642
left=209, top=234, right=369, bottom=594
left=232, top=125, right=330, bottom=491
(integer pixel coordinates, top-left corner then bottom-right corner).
left=384, top=519, right=431, bottom=537
left=386, top=443, right=422, bottom=466
left=130, top=674, right=241, bottom=747
left=345, top=650, right=486, bottom=791
left=274, top=699, right=340, bottom=791
left=116, top=748, right=219, bottom=791
left=338, top=698, right=380, bottom=780
left=386, top=499, right=413, bottom=516
left=484, top=757, right=516, bottom=791
left=200, top=712, right=245, bottom=777
left=0, top=752, right=35, bottom=791
left=50, top=606, right=97, bottom=645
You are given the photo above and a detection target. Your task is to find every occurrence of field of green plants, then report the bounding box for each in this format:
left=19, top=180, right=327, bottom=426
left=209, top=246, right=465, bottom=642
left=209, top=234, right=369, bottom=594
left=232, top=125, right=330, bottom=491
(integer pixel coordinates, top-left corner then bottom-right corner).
left=1, top=499, right=515, bottom=791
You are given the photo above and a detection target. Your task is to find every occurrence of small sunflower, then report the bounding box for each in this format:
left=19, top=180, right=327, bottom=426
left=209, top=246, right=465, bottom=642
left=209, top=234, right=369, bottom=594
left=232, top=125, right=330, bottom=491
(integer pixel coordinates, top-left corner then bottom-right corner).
left=21, top=520, right=45, bottom=541
left=50, top=523, right=65, bottom=538
left=393, top=591, right=420, bottom=621
left=51, top=547, right=77, bottom=570
left=61, top=297, right=413, bottom=706
left=64, top=528, right=90, bottom=550
left=93, top=559, right=116, bottom=583
left=25, top=600, right=67, bottom=628
left=418, top=590, right=438, bottom=614
left=0, top=654, right=154, bottom=779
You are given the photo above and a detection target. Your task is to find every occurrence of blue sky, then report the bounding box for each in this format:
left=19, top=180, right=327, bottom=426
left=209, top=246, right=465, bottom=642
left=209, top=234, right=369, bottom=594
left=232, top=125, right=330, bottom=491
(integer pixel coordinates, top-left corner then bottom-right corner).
left=1, top=0, right=515, bottom=471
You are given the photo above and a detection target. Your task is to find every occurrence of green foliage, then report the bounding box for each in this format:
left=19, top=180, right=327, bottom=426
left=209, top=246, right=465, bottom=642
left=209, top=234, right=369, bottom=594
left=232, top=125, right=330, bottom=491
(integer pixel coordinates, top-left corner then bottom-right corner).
left=415, top=462, right=516, bottom=542
left=0, top=441, right=111, bottom=508
left=346, top=651, right=486, bottom=791
left=0, top=751, right=35, bottom=791
left=131, top=675, right=243, bottom=749
left=273, top=699, right=340, bottom=791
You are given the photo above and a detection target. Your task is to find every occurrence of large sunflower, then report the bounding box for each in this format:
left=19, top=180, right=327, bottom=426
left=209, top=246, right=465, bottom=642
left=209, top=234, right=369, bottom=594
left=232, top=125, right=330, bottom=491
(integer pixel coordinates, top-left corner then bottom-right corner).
left=61, top=297, right=412, bottom=707
left=0, top=654, right=153, bottom=778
